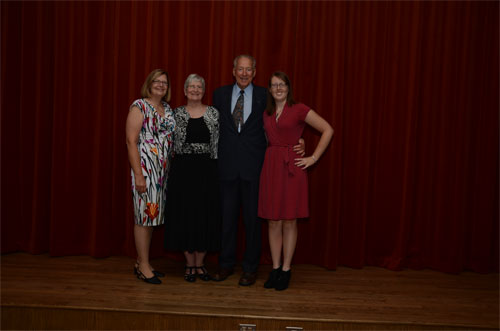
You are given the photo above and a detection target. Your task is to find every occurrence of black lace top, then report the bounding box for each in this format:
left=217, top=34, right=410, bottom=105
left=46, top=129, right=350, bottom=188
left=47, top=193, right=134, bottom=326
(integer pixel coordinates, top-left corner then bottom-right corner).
left=172, top=105, right=219, bottom=159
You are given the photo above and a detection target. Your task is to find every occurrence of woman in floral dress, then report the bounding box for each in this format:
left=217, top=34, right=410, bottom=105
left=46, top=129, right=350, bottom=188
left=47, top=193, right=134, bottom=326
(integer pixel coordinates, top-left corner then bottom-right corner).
left=126, top=69, right=175, bottom=284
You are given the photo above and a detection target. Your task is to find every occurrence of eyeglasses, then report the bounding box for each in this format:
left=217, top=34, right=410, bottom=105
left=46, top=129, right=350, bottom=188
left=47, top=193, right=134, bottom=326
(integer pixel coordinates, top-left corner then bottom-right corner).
left=270, top=83, right=287, bottom=89
left=187, top=85, right=203, bottom=90
left=236, top=67, right=255, bottom=74
left=153, top=80, right=168, bottom=86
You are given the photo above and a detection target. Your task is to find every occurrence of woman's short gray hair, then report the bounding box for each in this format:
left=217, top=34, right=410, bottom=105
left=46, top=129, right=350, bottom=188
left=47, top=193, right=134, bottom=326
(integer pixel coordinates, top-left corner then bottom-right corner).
left=184, top=73, right=205, bottom=91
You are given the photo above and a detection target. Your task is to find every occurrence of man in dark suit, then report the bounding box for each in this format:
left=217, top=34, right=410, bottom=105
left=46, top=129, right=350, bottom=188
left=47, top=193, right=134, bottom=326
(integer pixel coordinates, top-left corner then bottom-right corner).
left=211, top=54, right=304, bottom=286
left=211, top=54, right=267, bottom=286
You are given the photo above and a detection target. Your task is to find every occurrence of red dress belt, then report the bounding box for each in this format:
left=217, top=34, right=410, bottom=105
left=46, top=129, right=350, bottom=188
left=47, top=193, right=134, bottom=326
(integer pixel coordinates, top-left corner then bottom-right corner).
left=268, top=143, right=295, bottom=176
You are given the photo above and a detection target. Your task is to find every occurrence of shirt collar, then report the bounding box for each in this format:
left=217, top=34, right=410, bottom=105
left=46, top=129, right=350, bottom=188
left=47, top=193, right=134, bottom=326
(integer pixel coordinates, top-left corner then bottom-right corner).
left=232, top=83, right=253, bottom=95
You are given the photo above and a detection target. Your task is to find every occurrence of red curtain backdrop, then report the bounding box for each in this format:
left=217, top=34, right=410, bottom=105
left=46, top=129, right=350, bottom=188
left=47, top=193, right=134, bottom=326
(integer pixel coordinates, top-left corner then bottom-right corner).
left=1, top=1, right=498, bottom=273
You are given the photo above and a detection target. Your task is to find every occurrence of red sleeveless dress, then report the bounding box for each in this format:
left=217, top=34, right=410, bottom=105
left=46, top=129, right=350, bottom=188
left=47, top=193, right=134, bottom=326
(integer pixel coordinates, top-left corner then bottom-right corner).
left=258, top=103, right=311, bottom=220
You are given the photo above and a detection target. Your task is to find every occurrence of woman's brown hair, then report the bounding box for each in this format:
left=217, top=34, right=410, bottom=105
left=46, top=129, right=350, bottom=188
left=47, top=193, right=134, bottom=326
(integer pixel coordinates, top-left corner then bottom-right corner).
left=266, top=71, right=296, bottom=115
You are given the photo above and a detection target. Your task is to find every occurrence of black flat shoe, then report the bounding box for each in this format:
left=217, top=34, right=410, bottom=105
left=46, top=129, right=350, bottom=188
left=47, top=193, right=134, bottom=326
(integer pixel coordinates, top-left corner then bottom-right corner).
left=264, top=266, right=282, bottom=289
left=196, top=266, right=211, bottom=281
left=184, top=266, right=196, bottom=282
left=136, top=267, right=162, bottom=285
left=275, top=269, right=291, bottom=291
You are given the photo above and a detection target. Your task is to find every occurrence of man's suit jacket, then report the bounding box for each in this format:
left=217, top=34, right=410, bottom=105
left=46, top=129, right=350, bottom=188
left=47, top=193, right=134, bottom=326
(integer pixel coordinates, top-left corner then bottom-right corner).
left=213, top=84, right=267, bottom=181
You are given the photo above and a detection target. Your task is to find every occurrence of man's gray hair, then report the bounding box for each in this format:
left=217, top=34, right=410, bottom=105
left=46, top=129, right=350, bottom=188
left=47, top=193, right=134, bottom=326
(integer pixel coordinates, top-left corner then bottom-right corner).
left=233, top=54, right=256, bottom=69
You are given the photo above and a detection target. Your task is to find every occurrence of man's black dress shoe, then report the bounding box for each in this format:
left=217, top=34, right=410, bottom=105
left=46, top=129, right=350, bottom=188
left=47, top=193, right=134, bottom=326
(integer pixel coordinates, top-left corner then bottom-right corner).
left=211, top=268, right=234, bottom=281
left=239, top=272, right=257, bottom=286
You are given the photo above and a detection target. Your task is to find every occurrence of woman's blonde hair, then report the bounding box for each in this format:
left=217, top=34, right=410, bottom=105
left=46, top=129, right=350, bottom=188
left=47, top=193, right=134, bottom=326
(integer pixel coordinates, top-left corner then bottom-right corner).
left=141, top=69, right=171, bottom=102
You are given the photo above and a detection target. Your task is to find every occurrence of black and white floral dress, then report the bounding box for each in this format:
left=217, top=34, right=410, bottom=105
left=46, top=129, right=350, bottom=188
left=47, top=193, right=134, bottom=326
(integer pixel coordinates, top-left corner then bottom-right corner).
left=164, top=106, right=221, bottom=252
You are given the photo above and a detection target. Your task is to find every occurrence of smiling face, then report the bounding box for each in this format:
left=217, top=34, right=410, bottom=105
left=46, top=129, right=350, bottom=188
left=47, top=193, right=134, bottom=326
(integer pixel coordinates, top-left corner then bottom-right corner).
left=269, top=76, right=288, bottom=103
left=185, top=79, right=205, bottom=102
left=150, top=74, right=168, bottom=99
left=233, top=56, right=256, bottom=89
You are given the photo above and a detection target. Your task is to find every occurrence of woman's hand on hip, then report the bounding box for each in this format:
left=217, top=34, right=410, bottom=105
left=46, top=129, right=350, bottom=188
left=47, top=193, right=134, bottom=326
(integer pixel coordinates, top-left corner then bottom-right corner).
left=294, top=155, right=316, bottom=169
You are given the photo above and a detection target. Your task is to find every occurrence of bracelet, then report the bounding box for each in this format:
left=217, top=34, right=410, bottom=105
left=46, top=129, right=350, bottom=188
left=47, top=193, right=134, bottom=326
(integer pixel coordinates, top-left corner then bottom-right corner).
left=311, top=155, right=317, bottom=162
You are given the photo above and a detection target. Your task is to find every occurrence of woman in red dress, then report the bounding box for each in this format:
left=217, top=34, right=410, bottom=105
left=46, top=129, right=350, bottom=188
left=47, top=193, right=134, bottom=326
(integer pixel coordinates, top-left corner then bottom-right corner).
left=258, top=71, right=334, bottom=291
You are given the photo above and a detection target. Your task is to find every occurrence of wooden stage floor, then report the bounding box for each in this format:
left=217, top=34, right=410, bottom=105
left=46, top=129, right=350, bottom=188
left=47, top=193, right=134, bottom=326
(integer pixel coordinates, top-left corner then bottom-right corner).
left=1, top=253, right=498, bottom=330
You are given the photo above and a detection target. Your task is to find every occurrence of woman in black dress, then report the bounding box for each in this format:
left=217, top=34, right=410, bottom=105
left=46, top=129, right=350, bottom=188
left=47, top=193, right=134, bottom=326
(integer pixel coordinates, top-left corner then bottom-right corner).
left=165, top=74, right=220, bottom=282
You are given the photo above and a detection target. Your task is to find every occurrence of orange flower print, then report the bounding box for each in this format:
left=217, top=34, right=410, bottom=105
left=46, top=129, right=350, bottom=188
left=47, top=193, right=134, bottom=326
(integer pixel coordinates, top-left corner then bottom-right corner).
left=145, top=202, right=159, bottom=220
left=150, top=147, right=158, bottom=155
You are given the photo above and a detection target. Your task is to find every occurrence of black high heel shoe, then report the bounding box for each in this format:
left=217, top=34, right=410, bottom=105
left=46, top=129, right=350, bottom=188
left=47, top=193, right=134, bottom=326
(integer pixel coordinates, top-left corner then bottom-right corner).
left=196, top=266, right=211, bottom=281
left=135, top=266, right=162, bottom=285
left=134, top=263, right=165, bottom=278
left=184, top=266, right=196, bottom=282
left=152, top=270, right=165, bottom=278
